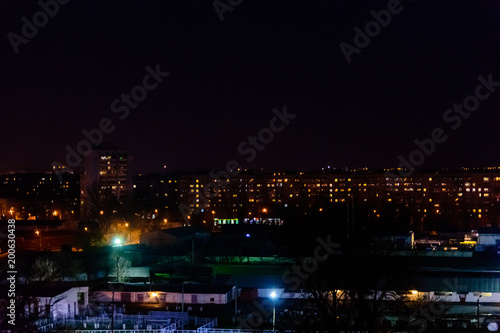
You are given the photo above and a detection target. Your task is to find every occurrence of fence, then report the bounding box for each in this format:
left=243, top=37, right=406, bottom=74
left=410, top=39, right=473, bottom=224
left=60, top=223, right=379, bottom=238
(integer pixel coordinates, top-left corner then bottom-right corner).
left=36, top=311, right=302, bottom=333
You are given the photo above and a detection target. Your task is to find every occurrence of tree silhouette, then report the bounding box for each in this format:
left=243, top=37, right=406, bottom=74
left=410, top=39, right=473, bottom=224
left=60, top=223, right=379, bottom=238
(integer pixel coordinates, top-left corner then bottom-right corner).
left=109, top=256, right=131, bottom=283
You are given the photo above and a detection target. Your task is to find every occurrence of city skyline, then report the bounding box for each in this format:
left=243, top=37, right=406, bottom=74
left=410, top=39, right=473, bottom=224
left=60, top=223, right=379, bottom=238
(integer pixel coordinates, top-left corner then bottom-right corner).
left=4, top=2, right=500, bottom=331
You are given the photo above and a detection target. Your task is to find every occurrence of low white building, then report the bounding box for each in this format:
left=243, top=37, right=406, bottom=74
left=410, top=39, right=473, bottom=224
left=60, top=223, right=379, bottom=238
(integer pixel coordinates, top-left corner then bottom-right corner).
left=93, top=284, right=235, bottom=305
left=477, top=229, right=500, bottom=246
left=31, top=285, right=89, bottom=319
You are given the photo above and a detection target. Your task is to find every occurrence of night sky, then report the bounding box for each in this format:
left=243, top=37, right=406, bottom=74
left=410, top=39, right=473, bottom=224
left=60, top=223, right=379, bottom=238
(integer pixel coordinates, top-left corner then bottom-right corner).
left=1, top=0, right=500, bottom=174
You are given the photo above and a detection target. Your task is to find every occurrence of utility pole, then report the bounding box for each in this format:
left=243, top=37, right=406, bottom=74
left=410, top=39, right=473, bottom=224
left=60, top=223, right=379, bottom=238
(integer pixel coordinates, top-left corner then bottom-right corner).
left=182, top=281, right=189, bottom=313
left=111, top=291, right=114, bottom=333
left=272, top=298, right=276, bottom=333
left=477, top=295, right=482, bottom=328
left=234, top=280, right=238, bottom=322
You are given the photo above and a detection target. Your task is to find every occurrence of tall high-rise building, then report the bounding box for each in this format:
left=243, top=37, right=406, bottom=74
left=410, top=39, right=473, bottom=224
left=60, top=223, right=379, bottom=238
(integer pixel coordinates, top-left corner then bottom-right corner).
left=80, top=146, right=131, bottom=219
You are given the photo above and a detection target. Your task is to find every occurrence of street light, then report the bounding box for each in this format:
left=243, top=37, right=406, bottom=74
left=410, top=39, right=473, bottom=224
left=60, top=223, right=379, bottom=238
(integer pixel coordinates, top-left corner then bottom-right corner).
left=478, top=294, right=482, bottom=329
left=270, top=291, right=277, bottom=333
left=35, top=230, right=42, bottom=251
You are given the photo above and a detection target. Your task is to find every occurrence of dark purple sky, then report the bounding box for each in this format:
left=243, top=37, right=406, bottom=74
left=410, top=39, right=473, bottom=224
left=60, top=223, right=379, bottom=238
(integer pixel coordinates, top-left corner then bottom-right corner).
left=1, top=0, right=500, bottom=173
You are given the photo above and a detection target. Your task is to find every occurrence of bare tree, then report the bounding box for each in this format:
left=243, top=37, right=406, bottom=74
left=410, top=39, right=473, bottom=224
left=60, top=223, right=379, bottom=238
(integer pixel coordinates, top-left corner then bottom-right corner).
left=29, top=254, right=82, bottom=283
left=109, top=256, right=131, bottom=283
left=298, top=246, right=421, bottom=332
left=30, top=258, right=63, bottom=282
